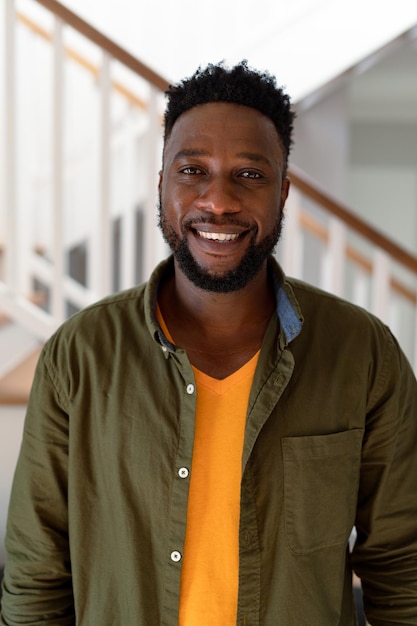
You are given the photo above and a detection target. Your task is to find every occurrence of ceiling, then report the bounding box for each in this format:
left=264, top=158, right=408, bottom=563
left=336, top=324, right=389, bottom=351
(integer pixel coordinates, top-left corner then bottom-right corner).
left=348, top=31, right=417, bottom=122
left=296, top=24, right=417, bottom=123
left=58, top=0, right=417, bottom=105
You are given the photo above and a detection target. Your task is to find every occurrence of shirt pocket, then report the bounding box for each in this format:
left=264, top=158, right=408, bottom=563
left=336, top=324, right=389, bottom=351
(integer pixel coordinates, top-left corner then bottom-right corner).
left=282, top=429, right=363, bottom=555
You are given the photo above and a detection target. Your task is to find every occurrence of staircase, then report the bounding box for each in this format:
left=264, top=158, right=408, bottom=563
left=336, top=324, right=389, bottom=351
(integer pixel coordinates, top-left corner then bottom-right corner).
left=1, top=0, right=417, bottom=408
left=1, top=0, right=170, bottom=403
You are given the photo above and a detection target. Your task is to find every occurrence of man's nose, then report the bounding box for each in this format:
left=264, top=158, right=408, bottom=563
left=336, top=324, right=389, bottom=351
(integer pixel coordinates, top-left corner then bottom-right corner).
left=194, top=176, right=241, bottom=214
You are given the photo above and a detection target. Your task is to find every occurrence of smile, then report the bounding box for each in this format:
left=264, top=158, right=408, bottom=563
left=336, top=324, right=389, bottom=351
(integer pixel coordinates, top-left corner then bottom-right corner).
left=196, top=231, right=241, bottom=242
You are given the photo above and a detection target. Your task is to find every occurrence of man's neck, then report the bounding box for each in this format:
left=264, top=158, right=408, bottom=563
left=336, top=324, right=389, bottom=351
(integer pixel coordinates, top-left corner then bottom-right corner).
left=157, top=261, right=275, bottom=379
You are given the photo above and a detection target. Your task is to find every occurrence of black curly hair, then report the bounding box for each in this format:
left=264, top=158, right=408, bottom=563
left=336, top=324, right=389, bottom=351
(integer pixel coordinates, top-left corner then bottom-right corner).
left=163, top=60, right=295, bottom=169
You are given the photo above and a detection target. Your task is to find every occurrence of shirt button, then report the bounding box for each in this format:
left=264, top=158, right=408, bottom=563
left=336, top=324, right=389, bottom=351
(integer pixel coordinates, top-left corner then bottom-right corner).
left=171, top=550, right=182, bottom=563
left=161, top=346, right=168, bottom=353
left=178, top=467, right=189, bottom=479
left=186, top=384, right=195, bottom=394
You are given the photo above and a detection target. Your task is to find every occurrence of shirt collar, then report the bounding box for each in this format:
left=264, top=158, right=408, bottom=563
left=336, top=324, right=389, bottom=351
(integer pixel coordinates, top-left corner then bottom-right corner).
left=268, top=256, right=303, bottom=345
left=145, top=255, right=303, bottom=351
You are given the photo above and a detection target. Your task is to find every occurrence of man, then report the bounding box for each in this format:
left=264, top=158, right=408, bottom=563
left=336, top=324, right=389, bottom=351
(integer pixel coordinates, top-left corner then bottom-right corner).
left=1, top=61, right=417, bottom=625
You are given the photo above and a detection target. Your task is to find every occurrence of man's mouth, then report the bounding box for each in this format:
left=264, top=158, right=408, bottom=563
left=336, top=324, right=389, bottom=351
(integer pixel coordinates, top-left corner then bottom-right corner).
left=196, top=230, right=241, bottom=242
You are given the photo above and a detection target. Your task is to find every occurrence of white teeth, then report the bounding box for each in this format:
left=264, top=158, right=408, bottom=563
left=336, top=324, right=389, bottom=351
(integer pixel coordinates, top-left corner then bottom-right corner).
left=198, top=231, right=240, bottom=242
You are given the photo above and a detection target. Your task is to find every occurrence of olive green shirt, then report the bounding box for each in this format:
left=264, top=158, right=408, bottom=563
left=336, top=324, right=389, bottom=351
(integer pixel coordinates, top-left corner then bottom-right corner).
left=2, top=257, right=417, bottom=625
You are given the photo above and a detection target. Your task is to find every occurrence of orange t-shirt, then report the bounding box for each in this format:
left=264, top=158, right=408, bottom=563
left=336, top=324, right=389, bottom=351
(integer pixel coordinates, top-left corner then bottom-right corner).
left=156, top=305, right=258, bottom=624
left=179, top=357, right=259, bottom=625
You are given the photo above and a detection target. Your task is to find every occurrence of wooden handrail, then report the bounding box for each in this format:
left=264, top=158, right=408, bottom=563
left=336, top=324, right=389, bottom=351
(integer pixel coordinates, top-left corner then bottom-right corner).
left=33, top=0, right=170, bottom=93
left=288, top=164, right=417, bottom=275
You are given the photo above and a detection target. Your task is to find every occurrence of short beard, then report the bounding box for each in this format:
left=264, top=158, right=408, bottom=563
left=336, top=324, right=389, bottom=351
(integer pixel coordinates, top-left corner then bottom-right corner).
left=158, top=203, right=284, bottom=293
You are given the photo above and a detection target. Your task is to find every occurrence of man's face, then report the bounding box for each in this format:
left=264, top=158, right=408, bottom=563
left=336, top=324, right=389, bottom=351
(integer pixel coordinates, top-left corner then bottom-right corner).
left=158, top=102, right=290, bottom=293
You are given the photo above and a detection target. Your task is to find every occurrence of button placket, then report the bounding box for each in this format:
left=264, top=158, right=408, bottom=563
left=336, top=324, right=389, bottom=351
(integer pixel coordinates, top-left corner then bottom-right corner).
left=163, top=368, right=195, bottom=599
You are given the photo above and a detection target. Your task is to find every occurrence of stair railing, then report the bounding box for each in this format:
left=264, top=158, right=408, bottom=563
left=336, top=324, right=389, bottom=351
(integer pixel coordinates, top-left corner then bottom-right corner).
left=281, top=166, right=417, bottom=369
left=1, top=0, right=417, bottom=372
left=1, top=0, right=169, bottom=340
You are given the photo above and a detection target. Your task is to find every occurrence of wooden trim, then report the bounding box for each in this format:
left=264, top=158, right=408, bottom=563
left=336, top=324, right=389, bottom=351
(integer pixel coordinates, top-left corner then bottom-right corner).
left=346, top=247, right=417, bottom=307
left=299, top=212, right=328, bottom=243
left=346, top=244, right=372, bottom=274
left=60, top=45, right=99, bottom=78
left=33, top=0, right=170, bottom=92
left=391, top=278, right=417, bottom=305
left=17, top=9, right=49, bottom=39
left=111, top=80, right=147, bottom=111
left=299, top=212, right=417, bottom=305
left=288, top=165, right=417, bottom=274
left=17, top=11, right=147, bottom=110
left=0, top=311, right=10, bottom=326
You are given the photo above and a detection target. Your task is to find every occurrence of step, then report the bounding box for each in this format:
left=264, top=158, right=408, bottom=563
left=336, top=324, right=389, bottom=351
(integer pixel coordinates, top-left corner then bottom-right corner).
left=0, top=316, right=41, bottom=379
left=0, top=315, right=43, bottom=405
left=0, top=347, right=42, bottom=405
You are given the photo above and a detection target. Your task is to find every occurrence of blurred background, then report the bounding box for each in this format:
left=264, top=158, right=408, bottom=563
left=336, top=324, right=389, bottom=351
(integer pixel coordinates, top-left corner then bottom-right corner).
left=1, top=4, right=417, bottom=615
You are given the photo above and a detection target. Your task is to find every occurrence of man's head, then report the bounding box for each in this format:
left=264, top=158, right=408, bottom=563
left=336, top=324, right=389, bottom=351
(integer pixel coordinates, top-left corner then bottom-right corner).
left=158, top=62, right=294, bottom=294
left=163, top=60, right=295, bottom=171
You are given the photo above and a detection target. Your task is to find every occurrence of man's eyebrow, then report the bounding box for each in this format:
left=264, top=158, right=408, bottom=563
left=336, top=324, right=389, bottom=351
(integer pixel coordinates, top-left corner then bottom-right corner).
left=173, top=149, right=271, bottom=165
left=236, top=151, right=271, bottom=165
left=173, top=149, right=209, bottom=161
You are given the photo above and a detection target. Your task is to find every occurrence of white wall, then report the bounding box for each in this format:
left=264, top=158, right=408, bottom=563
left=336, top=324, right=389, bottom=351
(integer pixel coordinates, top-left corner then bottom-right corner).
left=349, top=166, right=417, bottom=252
left=348, top=122, right=417, bottom=253
left=291, top=86, right=417, bottom=257
left=292, top=88, right=350, bottom=201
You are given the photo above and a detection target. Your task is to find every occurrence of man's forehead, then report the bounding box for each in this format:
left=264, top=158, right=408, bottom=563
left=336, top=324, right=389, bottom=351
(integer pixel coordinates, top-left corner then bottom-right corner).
left=164, top=102, right=284, bottom=155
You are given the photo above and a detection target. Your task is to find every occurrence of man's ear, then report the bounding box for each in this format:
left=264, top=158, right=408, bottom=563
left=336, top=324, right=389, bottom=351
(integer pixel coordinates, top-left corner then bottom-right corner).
left=281, top=176, right=291, bottom=209
left=158, top=170, right=163, bottom=195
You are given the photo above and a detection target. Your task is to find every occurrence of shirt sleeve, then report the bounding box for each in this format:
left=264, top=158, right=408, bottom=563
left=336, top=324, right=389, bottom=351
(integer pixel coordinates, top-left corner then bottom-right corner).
left=352, top=328, right=417, bottom=625
left=0, top=347, right=75, bottom=625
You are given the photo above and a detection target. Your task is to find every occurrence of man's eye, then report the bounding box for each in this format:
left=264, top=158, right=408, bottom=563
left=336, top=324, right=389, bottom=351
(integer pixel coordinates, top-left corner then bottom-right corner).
left=241, top=170, right=261, bottom=179
left=180, top=166, right=202, bottom=175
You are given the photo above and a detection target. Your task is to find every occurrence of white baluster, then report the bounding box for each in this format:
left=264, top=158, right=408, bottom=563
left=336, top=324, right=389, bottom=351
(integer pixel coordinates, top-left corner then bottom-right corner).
left=120, top=111, right=136, bottom=291
left=372, top=249, right=391, bottom=323
left=142, top=86, right=166, bottom=282
left=51, top=16, right=65, bottom=323
left=322, top=216, right=346, bottom=297
left=4, top=0, right=16, bottom=293
left=281, top=185, right=303, bottom=279
left=352, top=270, right=370, bottom=310
left=91, top=51, right=112, bottom=298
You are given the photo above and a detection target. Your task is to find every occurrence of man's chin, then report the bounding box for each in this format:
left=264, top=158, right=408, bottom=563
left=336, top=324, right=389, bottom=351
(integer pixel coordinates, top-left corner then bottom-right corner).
left=174, top=253, right=265, bottom=294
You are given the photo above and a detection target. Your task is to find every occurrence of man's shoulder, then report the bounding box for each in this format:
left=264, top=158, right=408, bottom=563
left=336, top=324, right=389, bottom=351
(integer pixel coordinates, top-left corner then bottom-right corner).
left=64, top=283, right=146, bottom=329
left=282, top=277, right=413, bottom=389
left=283, top=276, right=394, bottom=350
left=40, top=258, right=172, bottom=370
left=43, top=283, right=150, bottom=360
